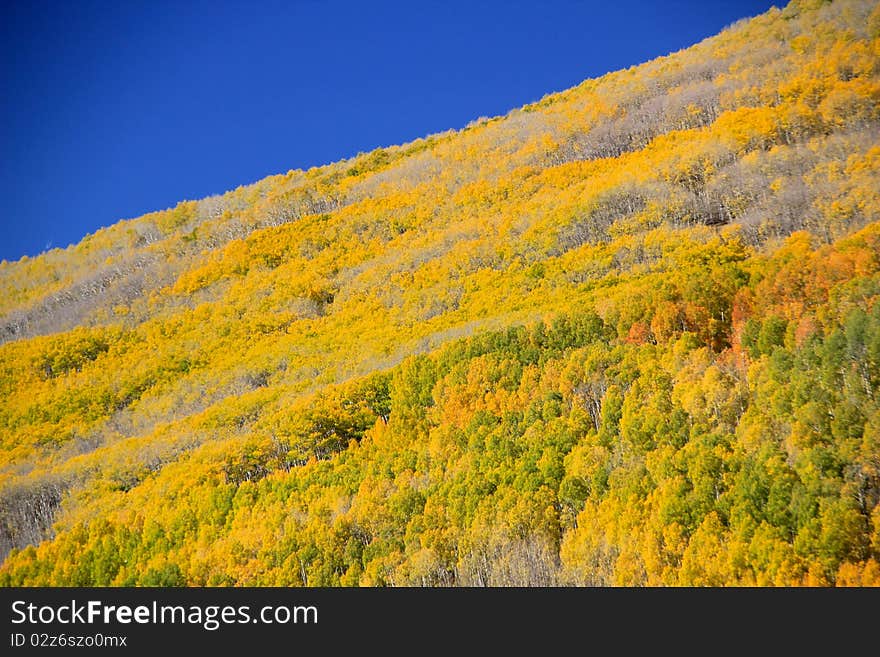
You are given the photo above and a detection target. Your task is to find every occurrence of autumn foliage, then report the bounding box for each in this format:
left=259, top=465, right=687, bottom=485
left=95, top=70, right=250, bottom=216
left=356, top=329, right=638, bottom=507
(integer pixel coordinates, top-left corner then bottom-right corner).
left=1, top=0, right=879, bottom=586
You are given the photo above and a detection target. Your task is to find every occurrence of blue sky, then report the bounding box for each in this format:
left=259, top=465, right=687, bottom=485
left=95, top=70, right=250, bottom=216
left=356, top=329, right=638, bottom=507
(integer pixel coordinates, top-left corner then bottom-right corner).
left=0, top=0, right=776, bottom=263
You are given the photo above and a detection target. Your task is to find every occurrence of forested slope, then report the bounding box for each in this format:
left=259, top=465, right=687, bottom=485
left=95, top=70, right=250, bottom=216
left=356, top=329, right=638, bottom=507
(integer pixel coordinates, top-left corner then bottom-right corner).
left=1, top=0, right=879, bottom=585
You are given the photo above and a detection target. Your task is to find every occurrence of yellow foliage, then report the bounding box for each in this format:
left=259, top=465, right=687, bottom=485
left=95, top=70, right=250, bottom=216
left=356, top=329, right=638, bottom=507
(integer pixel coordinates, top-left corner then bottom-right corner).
left=1, top=0, right=879, bottom=587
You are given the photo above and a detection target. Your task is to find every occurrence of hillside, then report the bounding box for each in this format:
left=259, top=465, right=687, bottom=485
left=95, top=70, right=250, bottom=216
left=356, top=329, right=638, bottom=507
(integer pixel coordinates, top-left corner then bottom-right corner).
left=1, top=0, right=880, bottom=586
